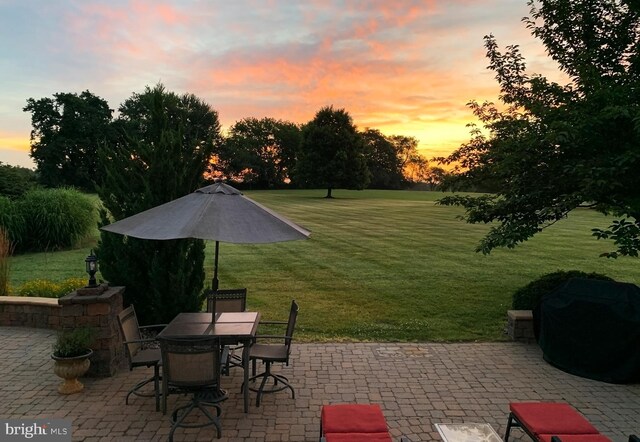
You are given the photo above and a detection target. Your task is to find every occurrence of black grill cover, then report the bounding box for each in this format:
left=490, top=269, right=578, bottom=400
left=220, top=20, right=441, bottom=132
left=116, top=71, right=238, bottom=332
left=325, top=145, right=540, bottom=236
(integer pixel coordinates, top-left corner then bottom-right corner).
left=533, top=277, right=640, bottom=384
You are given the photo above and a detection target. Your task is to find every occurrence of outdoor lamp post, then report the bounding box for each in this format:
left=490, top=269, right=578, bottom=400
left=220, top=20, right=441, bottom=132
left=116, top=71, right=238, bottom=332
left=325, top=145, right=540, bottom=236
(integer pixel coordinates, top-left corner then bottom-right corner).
left=85, top=250, right=98, bottom=288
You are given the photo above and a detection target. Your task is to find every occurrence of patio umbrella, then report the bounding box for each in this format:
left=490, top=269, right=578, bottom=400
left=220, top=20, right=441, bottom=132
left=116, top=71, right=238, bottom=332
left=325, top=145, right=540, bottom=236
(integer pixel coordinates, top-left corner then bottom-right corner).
left=101, top=181, right=310, bottom=290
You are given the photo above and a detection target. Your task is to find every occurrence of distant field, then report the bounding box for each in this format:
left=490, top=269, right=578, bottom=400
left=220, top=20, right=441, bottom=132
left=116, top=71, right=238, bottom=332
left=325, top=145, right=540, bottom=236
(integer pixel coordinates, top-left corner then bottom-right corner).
left=8, top=189, right=640, bottom=341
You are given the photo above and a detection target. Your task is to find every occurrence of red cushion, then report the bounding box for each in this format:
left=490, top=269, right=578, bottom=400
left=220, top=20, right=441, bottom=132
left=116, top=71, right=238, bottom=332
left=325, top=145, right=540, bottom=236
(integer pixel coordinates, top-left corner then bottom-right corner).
left=325, top=433, right=393, bottom=442
left=539, top=435, right=612, bottom=442
left=510, top=403, right=599, bottom=436
left=321, top=404, right=389, bottom=434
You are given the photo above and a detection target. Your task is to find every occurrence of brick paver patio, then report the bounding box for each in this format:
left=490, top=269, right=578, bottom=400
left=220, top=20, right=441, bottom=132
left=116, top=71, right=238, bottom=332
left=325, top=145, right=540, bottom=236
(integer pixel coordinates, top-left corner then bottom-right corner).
left=1, top=326, right=638, bottom=441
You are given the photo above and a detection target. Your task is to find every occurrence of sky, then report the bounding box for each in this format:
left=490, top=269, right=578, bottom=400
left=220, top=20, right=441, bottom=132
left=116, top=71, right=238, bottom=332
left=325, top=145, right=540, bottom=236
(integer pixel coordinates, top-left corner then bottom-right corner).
left=0, top=0, right=564, bottom=170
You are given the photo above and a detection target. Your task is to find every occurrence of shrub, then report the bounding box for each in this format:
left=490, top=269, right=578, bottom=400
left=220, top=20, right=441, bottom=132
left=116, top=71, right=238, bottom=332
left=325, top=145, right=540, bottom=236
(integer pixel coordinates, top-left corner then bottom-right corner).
left=17, top=188, right=95, bottom=252
left=0, top=196, right=25, bottom=246
left=15, top=277, right=86, bottom=298
left=0, top=163, right=38, bottom=199
left=52, top=327, right=94, bottom=358
left=512, top=270, right=614, bottom=310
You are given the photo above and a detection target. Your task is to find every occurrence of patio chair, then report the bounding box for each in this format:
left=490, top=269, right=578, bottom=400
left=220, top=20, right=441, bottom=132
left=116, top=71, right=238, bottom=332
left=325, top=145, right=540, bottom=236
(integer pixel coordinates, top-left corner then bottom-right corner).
left=320, top=404, right=411, bottom=442
left=242, top=299, right=299, bottom=407
left=117, top=305, right=166, bottom=411
left=505, top=402, right=612, bottom=442
left=158, top=335, right=228, bottom=441
left=206, top=288, right=247, bottom=314
left=206, top=288, right=247, bottom=374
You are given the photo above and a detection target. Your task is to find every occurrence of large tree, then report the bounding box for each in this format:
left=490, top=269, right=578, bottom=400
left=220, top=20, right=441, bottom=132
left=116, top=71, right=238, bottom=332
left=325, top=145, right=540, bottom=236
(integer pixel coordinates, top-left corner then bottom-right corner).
left=439, top=0, right=640, bottom=257
left=218, top=117, right=301, bottom=188
left=361, top=129, right=406, bottom=189
left=24, top=91, right=113, bottom=191
left=97, top=84, right=222, bottom=324
left=295, top=106, right=370, bottom=198
left=388, top=135, right=433, bottom=186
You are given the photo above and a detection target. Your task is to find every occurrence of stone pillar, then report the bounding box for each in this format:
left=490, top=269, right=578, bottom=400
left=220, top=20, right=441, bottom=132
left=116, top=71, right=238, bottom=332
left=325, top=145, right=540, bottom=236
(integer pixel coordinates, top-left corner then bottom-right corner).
left=58, top=285, right=125, bottom=377
left=507, top=309, right=536, bottom=343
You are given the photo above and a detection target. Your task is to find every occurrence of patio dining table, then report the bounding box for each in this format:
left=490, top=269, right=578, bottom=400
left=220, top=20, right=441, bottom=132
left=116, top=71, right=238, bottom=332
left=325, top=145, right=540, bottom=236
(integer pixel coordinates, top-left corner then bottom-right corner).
left=157, top=311, right=261, bottom=413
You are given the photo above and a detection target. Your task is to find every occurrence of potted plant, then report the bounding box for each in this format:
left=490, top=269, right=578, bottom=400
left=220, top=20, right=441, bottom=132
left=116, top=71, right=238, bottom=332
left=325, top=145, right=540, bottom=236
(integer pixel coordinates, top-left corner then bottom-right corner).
left=51, top=327, right=94, bottom=394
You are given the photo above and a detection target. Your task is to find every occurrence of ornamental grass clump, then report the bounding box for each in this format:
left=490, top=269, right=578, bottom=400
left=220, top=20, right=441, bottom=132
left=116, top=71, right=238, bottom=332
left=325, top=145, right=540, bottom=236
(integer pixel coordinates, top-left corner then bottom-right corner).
left=17, top=187, right=95, bottom=252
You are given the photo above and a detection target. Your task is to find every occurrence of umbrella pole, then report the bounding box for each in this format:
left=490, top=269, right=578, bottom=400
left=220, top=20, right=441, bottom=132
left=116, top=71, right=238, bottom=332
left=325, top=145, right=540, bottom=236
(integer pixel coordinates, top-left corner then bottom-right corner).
left=212, top=241, right=220, bottom=291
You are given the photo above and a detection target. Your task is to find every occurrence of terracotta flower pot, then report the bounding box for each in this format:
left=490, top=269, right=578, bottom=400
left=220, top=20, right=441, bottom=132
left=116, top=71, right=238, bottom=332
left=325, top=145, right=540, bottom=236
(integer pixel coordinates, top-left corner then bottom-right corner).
left=52, top=350, right=93, bottom=394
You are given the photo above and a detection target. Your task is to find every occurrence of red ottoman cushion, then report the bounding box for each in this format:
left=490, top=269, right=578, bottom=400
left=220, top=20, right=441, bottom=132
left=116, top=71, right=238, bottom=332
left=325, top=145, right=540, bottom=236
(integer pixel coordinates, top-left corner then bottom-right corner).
left=510, top=403, right=599, bottom=436
left=321, top=404, right=389, bottom=434
left=539, top=435, right=612, bottom=442
left=325, top=433, right=393, bottom=442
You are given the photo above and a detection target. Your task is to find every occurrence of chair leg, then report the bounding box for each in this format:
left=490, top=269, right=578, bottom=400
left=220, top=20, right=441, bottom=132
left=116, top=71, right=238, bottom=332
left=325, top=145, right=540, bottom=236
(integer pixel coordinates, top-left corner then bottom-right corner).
left=162, top=378, right=168, bottom=415
left=255, top=363, right=271, bottom=407
left=125, top=376, right=156, bottom=405
left=504, top=412, right=514, bottom=441
left=245, top=360, right=295, bottom=407
left=168, top=396, right=223, bottom=441
left=154, top=365, right=160, bottom=412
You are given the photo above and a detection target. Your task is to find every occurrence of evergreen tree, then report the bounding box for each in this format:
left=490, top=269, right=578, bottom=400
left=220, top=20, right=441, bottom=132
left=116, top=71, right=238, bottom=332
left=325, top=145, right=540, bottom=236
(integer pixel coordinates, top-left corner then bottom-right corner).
left=97, top=84, right=222, bottom=323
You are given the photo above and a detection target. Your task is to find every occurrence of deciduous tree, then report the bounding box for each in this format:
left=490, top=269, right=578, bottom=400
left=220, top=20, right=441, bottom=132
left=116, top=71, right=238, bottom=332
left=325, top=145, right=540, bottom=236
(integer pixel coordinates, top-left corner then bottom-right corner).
left=361, top=129, right=406, bottom=189
left=23, top=91, right=113, bottom=191
left=220, top=117, right=300, bottom=188
left=439, top=0, right=640, bottom=257
left=295, top=106, right=369, bottom=198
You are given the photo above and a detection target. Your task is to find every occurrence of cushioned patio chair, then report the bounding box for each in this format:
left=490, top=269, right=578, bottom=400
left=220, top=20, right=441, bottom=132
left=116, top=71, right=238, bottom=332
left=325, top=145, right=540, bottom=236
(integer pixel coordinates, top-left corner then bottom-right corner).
left=158, top=335, right=228, bottom=441
left=207, top=288, right=247, bottom=374
left=505, top=402, right=612, bottom=442
left=117, top=305, right=166, bottom=411
left=320, top=404, right=410, bottom=441
left=242, top=299, right=299, bottom=407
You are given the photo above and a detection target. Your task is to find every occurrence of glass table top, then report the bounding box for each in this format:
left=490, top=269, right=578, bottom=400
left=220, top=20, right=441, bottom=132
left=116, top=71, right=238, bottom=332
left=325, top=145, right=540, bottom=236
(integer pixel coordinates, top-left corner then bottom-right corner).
left=435, top=423, right=502, bottom=442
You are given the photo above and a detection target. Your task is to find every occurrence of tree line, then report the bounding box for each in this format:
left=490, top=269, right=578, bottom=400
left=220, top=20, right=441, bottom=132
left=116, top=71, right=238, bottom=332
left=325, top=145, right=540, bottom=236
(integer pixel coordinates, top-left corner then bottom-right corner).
left=23, top=90, right=440, bottom=198
left=19, top=84, right=443, bottom=323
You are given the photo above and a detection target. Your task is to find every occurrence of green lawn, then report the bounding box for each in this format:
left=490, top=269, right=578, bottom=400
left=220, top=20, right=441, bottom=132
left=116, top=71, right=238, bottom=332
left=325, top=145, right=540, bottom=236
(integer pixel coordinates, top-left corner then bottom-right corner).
left=8, top=189, right=640, bottom=342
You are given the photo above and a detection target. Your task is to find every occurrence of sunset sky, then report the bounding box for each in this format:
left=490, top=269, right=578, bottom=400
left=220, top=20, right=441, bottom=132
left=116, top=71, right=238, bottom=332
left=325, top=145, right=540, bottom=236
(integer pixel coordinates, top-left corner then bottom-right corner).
left=0, top=0, right=564, bottom=169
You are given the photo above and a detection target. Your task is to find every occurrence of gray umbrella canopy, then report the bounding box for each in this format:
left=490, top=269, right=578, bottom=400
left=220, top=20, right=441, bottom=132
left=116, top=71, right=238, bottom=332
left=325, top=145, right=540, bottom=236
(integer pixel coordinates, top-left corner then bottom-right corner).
left=101, top=182, right=310, bottom=289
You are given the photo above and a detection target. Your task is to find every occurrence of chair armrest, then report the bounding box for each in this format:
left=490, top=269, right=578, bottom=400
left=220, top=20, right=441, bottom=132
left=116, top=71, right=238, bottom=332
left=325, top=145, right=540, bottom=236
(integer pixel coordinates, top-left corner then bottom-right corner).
left=259, top=320, right=287, bottom=325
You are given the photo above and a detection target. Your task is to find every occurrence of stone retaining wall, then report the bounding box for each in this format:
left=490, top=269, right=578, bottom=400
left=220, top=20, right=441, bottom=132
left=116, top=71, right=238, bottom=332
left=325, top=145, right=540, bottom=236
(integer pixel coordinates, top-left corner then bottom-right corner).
left=0, top=286, right=125, bottom=377
left=0, top=296, right=62, bottom=329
